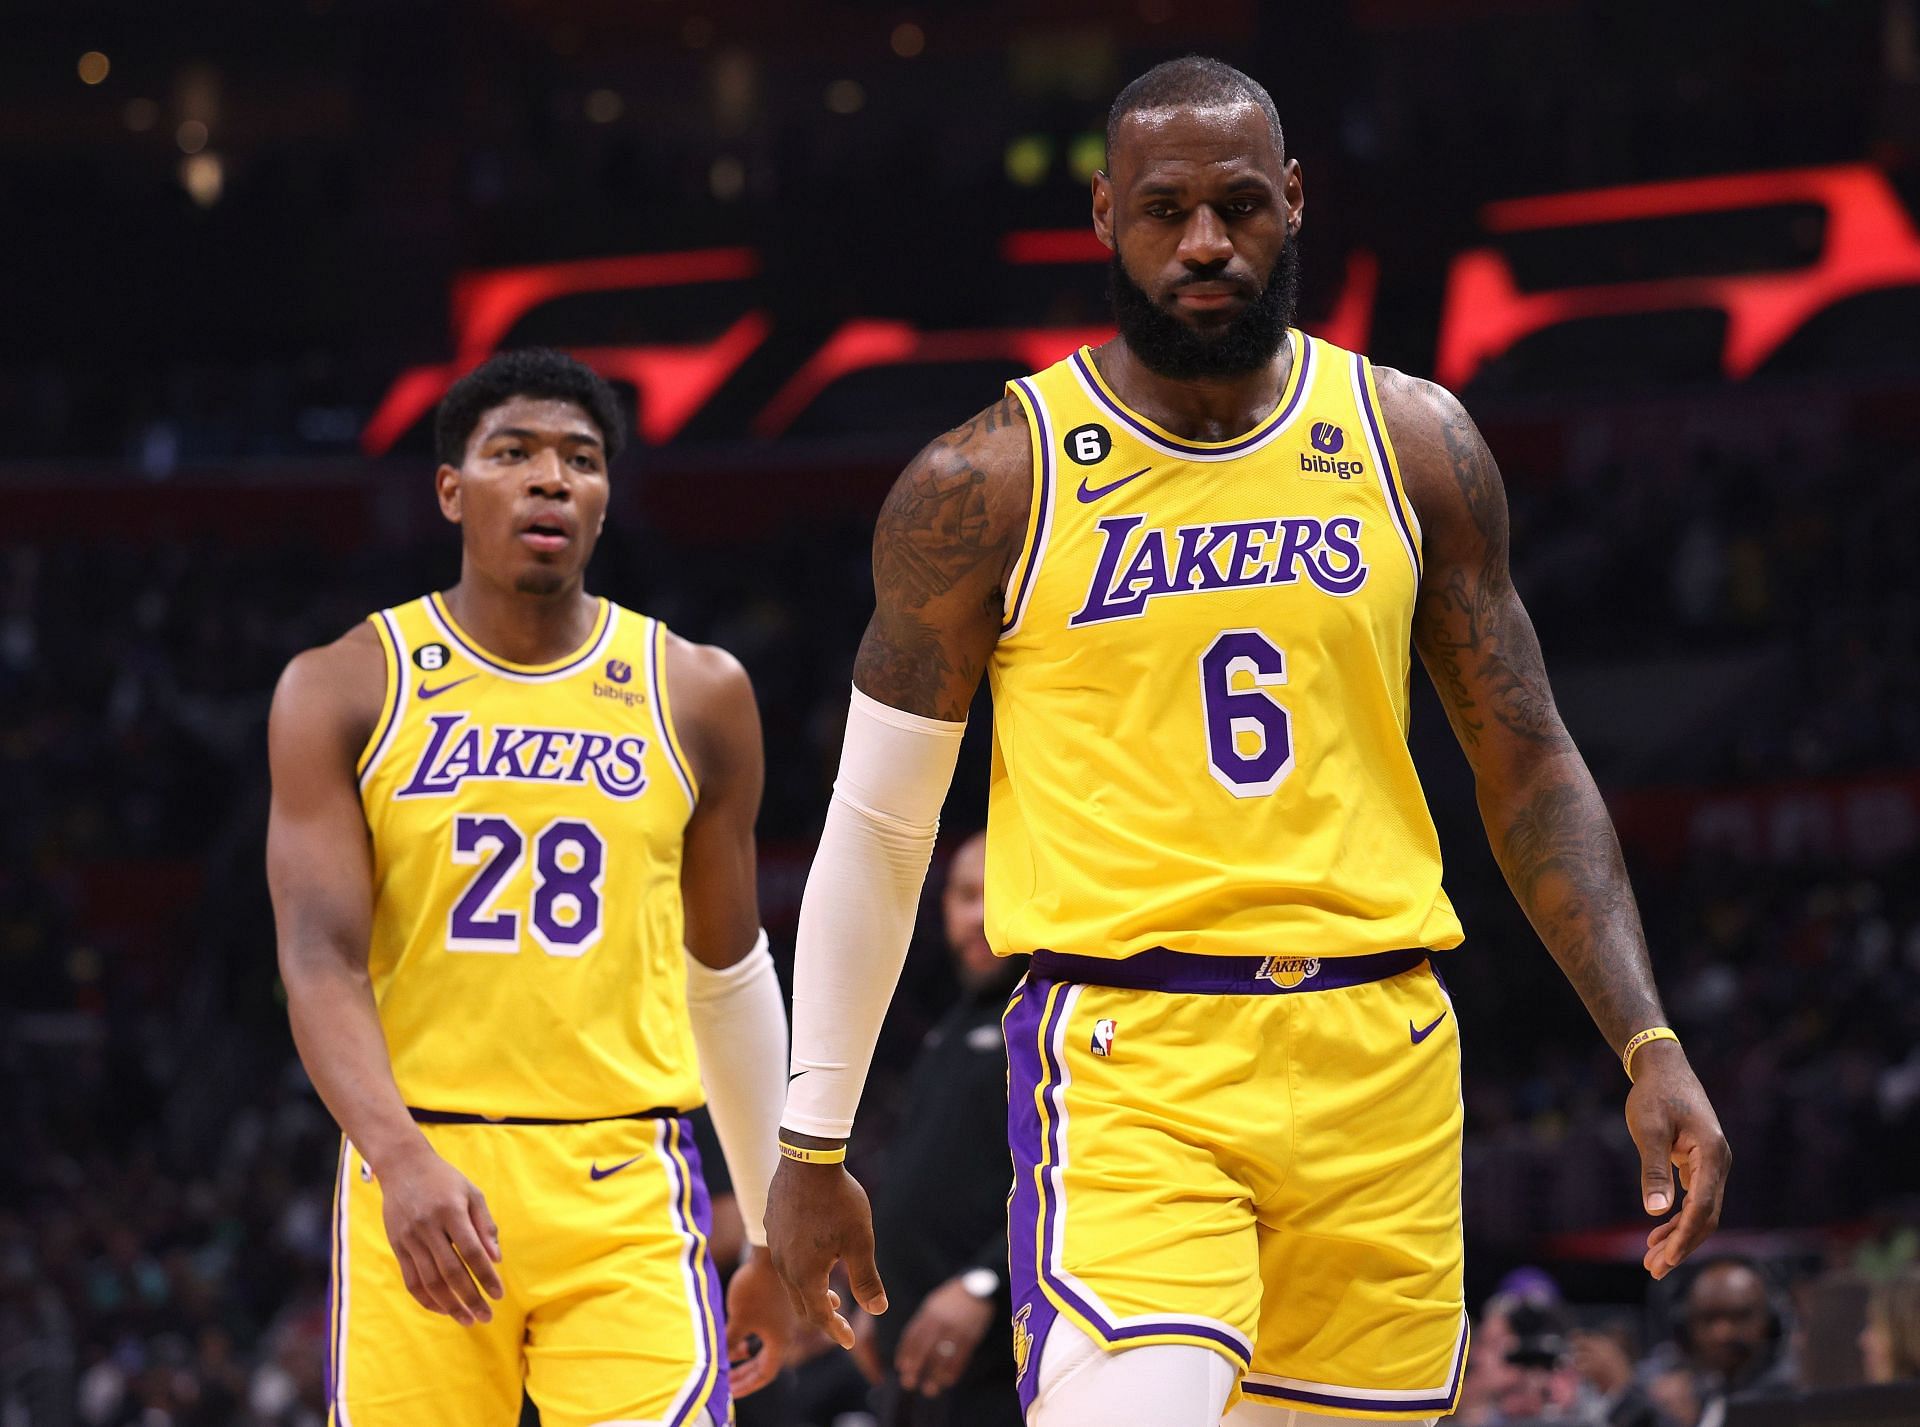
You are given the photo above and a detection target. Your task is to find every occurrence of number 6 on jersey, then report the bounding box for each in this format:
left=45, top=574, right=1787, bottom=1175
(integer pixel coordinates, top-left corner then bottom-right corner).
left=1199, top=629, right=1293, bottom=797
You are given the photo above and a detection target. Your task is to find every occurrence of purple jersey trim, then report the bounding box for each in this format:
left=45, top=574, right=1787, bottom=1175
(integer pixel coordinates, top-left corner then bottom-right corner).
left=647, top=618, right=698, bottom=810
left=426, top=592, right=613, bottom=681
left=1070, top=334, right=1313, bottom=459
left=1029, top=946, right=1430, bottom=995
left=1002, top=378, right=1054, bottom=635
left=356, top=609, right=406, bottom=786
left=1353, top=354, right=1422, bottom=582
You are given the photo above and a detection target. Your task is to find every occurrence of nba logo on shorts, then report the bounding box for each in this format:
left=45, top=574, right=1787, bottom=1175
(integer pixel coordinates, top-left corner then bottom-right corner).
left=1091, top=1018, right=1117, bottom=1056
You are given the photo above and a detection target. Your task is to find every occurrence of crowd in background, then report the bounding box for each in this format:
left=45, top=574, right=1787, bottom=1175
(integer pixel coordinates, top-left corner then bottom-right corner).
left=3, top=417, right=1917, bottom=1423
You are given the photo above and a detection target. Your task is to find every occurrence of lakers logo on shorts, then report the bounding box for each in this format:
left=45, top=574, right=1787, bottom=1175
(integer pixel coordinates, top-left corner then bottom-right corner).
left=1011, top=1303, right=1035, bottom=1384
left=1258, top=956, right=1321, bottom=989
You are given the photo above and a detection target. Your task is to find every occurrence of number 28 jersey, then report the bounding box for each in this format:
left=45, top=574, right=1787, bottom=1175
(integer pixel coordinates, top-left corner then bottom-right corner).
left=356, top=594, right=704, bottom=1119
left=986, top=333, right=1465, bottom=962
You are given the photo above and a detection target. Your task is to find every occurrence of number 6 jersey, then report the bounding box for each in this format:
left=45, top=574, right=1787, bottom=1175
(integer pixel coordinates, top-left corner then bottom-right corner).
left=356, top=593, right=705, bottom=1119
left=987, top=332, right=1465, bottom=962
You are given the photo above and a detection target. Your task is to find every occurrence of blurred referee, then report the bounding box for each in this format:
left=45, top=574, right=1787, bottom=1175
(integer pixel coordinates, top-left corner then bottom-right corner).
left=856, top=830, right=1024, bottom=1426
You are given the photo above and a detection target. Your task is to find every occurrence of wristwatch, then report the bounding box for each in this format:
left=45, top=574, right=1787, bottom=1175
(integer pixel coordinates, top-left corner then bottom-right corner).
left=960, top=1266, right=1001, bottom=1299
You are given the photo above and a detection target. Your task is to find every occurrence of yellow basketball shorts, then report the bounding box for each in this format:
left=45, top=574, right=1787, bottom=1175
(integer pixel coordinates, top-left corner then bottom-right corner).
left=1005, top=948, right=1467, bottom=1421
left=327, top=1114, right=728, bottom=1427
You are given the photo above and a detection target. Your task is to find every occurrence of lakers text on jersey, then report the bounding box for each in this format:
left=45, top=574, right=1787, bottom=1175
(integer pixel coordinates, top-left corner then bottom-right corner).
left=991, top=334, right=1467, bottom=1420
left=989, top=330, right=1464, bottom=964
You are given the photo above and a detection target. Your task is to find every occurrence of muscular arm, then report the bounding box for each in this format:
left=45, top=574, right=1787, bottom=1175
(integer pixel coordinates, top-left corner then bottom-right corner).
left=267, top=625, right=503, bottom=1323
left=852, top=392, right=1034, bottom=718
left=267, top=627, right=426, bottom=1174
left=669, top=635, right=767, bottom=970
left=1383, top=368, right=1729, bottom=1275
left=667, top=635, right=794, bottom=1391
left=766, top=395, right=1031, bottom=1345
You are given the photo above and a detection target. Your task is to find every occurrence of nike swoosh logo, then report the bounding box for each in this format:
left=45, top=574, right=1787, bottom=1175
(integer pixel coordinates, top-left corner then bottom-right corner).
left=416, top=674, right=477, bottom=700
left=589, top=1155, right=642, bottom=1181
left=1075, top=467, right=1151, bottom=504
left=1410, top=1011, right=1449, bottom=1045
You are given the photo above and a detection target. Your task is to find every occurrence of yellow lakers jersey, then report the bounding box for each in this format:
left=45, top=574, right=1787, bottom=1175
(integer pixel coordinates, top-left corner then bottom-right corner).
left=987, top=331, right=1465, bottom=961
left=356, top=593, right=704, bottom=1119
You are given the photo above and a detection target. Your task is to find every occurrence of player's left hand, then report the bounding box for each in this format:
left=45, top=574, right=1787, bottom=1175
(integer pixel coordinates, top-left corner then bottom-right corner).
left=725, top=1249, right=795, bottom=1397
left=1623, top=1039, right=1731, bottom=1280
left=895, top=1276, right=994, bottom=1397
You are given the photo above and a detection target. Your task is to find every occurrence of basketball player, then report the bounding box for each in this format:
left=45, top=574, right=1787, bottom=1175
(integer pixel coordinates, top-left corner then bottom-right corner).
left=765, top=58, right=1731, bottom=1427
left=267, top=350, right=792, bottom=1426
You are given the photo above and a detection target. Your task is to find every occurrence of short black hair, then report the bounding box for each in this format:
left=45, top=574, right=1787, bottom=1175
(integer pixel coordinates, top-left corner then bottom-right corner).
left=434, top=348, right=627, bottom=466
left=1106, top=56, right=1284, bottom=163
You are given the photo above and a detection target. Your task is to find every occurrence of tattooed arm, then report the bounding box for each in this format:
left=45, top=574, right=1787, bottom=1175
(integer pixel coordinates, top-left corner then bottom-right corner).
left=852, top=392, right=1035, bottom=717
left=766, top=396, right=1032, bottom=1346
left=1381, top=368, right=1729, bottom=1279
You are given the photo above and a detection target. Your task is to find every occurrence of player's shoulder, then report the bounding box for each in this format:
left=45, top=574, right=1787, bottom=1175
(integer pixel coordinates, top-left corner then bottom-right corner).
left=271, top=620, right=388, bottom=756
left=877, top=393, right=1035, bottom=570
left=1365, top=364, right=1491, bottom=510
left=660, top=631, right=760, bottom=793
left=661, top=630, right=753, bottom=709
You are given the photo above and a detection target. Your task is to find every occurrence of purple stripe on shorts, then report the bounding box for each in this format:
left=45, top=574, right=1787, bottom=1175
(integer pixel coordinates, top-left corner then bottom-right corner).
left=673, top=1120, right=731, bottom=1425
left=1008, top=978, right=1253, bottom=1416
left=327, top=1142, right=347, bottom=1420
left=1029, top=946, right=1430, bottom=996
left=663, top=1118, right=728, bottom=1427
left=1005, top=983, right=1063, bottom=1417
left=1242, top=1316, right=1469, bottom=1415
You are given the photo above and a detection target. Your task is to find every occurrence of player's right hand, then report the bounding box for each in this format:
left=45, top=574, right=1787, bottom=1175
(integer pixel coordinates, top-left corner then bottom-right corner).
left=764, top=1156, right=886, bottom=1350
left=376, top=1142, right=505, bottom=1326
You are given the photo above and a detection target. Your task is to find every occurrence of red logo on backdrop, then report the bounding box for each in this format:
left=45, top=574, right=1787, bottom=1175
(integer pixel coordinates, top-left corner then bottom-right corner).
left=1437, top=163, right=1920, bottom=389
left=361, top=248, right=771, bottom=455
left=362, top=163, right=1920, bottom=454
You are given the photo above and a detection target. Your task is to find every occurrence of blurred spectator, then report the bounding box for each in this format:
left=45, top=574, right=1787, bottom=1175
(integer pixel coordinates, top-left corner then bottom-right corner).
left=1638, top=1258, right=1796, bottom=1425
left=1860, top=1269, right=1920, bottom=1385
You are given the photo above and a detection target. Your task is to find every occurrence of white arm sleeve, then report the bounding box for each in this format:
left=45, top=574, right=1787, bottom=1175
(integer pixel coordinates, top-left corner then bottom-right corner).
left=781, top=686, right=968, bottom=1140
left=684, top=930, right=787, bottom=1246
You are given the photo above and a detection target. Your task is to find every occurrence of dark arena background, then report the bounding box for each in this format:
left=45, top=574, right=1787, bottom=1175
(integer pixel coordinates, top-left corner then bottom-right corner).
left=5, top=2, right=1920, bottom=1425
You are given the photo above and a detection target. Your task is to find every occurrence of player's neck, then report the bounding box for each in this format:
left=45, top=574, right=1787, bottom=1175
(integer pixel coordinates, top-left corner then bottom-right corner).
left=440, top=570, right=601, bottom=667
left=1095, top=335, right=1295, bottom=444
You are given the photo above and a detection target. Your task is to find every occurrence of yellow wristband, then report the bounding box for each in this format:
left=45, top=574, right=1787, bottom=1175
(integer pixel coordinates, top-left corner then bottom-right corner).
left=1622, top=1026, right=1680, bottom=1082
left=778, top=1139, right=847, bottom=1165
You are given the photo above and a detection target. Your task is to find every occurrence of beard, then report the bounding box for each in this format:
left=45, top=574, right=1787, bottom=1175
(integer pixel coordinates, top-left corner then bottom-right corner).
left=1108, top=231, right=1300, bottom=381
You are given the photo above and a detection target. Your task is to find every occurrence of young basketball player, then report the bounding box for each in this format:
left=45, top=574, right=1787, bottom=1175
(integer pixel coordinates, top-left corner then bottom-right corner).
left=268, top=350, right=791, bottom=1426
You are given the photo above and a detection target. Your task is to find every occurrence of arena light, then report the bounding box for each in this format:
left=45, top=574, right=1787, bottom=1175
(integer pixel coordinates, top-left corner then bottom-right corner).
left=1436, top=163, right=1920, bottom=388
left=78, top=51, right=110, bottom=85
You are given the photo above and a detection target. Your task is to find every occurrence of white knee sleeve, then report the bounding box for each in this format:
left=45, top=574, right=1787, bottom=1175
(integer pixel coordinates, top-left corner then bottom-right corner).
left=1029, top=1317, right=1238, bottom=1427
